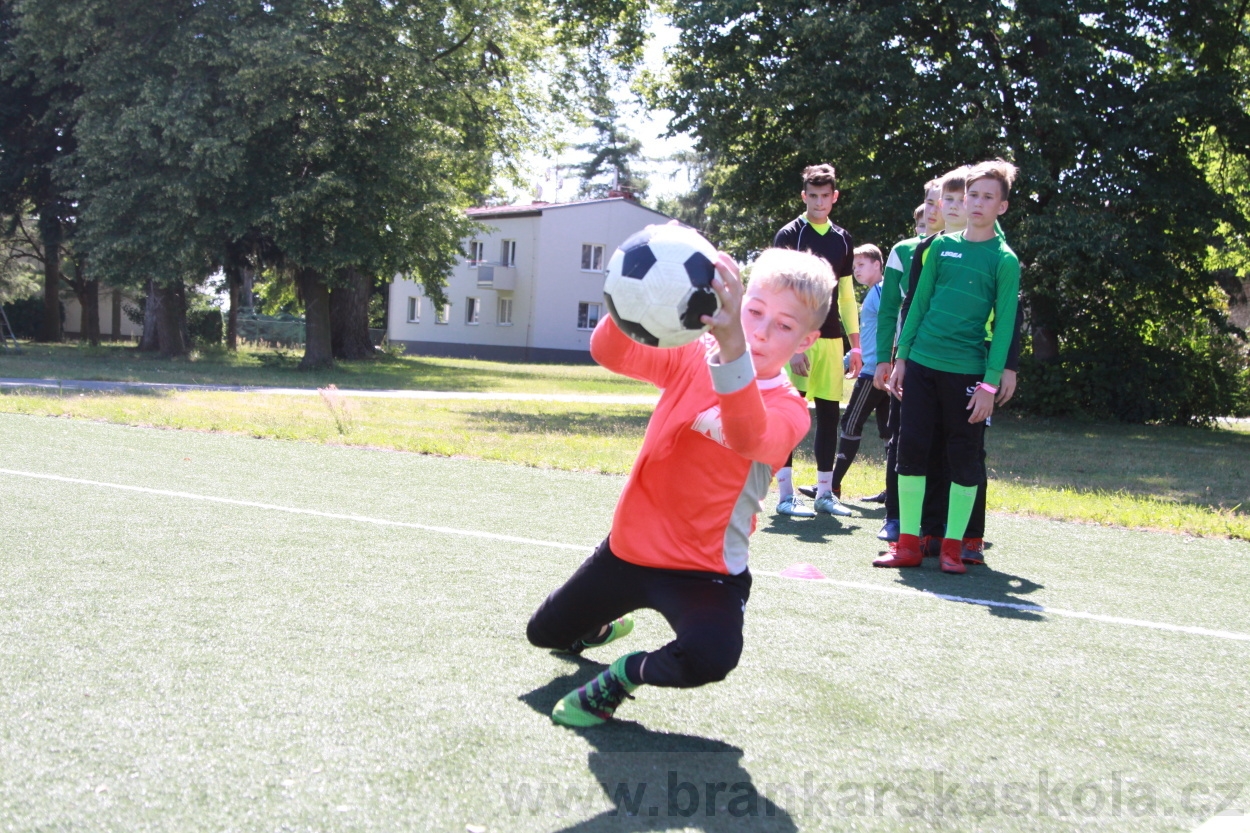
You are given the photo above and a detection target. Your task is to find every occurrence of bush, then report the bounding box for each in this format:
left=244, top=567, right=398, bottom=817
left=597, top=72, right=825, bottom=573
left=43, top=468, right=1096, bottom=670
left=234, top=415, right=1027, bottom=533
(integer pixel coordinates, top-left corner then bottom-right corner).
left=1, top=296, right=61, bottom=339
left=1014, top=335, right=1249, bottom=425
left=187, top=307, right=223, bottom=347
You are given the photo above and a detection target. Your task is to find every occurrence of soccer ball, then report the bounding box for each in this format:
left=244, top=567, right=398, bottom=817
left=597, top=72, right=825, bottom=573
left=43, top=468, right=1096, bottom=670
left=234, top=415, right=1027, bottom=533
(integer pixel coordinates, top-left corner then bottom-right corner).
left=602, top=224, right=722, bottom=348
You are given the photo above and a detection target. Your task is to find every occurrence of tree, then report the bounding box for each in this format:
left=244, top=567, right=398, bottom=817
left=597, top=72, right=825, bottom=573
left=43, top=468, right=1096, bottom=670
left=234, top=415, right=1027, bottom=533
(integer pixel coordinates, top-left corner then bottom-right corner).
left=574, top=62, right=650, bottom=200
left=660, top=0, right=1250, bottom=423
left=0, top=0, right=77, bottom=343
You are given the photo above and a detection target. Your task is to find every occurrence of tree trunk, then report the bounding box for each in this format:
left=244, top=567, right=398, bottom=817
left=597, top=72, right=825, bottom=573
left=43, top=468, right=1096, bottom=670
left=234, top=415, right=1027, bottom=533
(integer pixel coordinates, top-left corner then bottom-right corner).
left=156, top=281, right=188, bottom=357
left=225, top=262, right=241, bottom=351
left=110, top=288, right=122, bottom=341
left=1031, top=326, right=1060, bottom=363
left=139, top=279, right=161, bottom=352
left=298, top=268, right=334, bottom=369
left=329, top=266, right=375, bottom=360
left=38, top=239, right=62, bottom=342
left=78, top=279, right=101, bottom=346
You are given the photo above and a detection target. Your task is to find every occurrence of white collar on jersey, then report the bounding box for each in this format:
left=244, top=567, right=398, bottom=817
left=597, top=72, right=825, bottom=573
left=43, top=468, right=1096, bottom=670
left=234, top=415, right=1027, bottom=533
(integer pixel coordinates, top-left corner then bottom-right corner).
left=757, top=370, right=790, bottom=390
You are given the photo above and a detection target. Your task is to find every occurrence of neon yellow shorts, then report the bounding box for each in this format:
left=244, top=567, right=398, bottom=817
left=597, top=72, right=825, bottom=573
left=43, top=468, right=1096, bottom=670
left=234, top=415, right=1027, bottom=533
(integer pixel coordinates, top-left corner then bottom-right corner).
left=786, top=337, right=846, bottom=401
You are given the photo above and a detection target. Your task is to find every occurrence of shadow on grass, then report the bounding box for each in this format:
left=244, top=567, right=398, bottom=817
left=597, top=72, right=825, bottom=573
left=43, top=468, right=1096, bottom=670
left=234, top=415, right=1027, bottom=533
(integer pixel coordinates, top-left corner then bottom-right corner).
left=464, top=409, right=652, bottom=437
left=890, top=563, right=1046, bottom=622
left=520, top=660, right=798, bottom=832
left=757, top=502, right=889, bottom=544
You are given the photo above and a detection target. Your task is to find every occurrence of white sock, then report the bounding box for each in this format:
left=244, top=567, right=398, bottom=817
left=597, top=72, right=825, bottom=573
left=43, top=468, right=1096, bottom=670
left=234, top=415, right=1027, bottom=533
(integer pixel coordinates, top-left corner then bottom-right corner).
left=817, top=471, right=833, bottom=495
left=776, top=467, right=794, bottom=499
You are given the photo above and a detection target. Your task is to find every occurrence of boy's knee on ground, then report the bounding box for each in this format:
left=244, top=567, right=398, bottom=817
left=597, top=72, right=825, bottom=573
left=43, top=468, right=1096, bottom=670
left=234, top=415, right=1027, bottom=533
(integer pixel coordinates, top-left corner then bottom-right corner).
left=526, top=609, right=571, bottom=651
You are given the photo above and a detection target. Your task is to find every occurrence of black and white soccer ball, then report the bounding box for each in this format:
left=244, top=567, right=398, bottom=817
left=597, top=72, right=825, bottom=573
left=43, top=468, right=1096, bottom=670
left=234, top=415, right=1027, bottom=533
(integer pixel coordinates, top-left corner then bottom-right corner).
left=603, top=224, right=722, bottom=348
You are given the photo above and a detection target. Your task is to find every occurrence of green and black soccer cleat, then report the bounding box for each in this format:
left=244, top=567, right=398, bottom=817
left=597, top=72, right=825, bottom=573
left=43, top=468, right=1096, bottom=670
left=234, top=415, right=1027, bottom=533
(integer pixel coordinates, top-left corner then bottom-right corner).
left=552, top=652, right=644, bottom=727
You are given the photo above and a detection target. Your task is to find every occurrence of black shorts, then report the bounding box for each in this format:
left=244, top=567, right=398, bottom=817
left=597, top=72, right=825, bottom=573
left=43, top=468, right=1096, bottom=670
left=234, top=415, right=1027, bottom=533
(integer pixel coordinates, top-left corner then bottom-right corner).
left=527, top=537, right=751, bottom=689
left=896, top=361, right=985, bottom=487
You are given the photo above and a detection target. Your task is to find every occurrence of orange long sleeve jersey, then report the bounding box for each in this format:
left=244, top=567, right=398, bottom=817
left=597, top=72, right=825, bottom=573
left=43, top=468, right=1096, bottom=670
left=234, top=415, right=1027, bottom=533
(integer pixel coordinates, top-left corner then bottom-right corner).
left=590, top=316, right=811, bottom=575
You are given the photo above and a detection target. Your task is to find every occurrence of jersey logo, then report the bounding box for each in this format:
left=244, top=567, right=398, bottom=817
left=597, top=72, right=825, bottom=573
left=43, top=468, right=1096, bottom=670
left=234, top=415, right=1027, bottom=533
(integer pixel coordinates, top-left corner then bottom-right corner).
left=941, top=251, right=964, bottom=259
left=691, top=405, right=730, bottom=448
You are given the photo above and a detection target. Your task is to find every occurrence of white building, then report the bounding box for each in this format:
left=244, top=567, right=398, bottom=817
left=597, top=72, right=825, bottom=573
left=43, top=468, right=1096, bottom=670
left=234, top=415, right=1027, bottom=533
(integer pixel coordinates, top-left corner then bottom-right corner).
left=387, top=196, right=672, bottom=362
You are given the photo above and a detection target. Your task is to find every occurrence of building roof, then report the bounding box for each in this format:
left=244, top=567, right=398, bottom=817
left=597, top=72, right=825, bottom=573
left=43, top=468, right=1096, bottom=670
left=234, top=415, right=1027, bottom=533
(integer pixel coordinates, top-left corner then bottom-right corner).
left=465, top=196, right=672, bottom=221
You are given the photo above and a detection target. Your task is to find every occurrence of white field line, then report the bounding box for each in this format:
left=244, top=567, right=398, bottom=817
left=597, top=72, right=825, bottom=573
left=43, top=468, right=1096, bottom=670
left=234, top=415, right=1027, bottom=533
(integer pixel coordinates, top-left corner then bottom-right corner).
left=5, top=466, right=1250, bottom=644
left=752, top=571, right=1250, bottom=642
left=0, top=468, right=588, bottom=552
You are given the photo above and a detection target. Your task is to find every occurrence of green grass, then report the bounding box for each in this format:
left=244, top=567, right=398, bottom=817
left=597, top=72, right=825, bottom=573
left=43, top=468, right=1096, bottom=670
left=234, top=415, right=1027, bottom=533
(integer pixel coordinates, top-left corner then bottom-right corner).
left=0, top=387, right=1247, bottom=539
left=0, top=341, right=655, bottom=395
left=1, top=413, right=1247, bottom=832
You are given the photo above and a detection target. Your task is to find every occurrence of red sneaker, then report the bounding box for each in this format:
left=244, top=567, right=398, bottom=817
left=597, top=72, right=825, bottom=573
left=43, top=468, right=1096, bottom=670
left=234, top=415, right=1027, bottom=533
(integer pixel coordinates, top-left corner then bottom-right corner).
left=961, top=537, right=985, bottom=565
left=874, top=533, right=923, bottom=568
left=939, top=538, right=966, bottom=574
left=919, top=535, right=941, bottom=559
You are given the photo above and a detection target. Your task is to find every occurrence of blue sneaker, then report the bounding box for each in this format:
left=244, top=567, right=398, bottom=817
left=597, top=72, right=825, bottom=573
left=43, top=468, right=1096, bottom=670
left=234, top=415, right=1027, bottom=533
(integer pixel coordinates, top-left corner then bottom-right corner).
left=579, top=615, right=634, bottom=651
left=777, top=494, right=816, bottom=518
left=814, top=491, right=853, bottom=517
left=877, top=518, right=900, bottom=542
left=552, top=652, right=643, bottom=727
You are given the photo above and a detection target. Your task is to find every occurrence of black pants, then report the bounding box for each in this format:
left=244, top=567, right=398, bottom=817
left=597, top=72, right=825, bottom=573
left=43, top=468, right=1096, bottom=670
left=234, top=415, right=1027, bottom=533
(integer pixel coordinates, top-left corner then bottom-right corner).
left=527, top=537, right=751, bottom=689
left=785, top=397, right=840, bottom=472
left=920, top=435, right=990, bottom=538
left=897, top=361, right=985, bottom=487
left=831, top=376, right=890, bottom=489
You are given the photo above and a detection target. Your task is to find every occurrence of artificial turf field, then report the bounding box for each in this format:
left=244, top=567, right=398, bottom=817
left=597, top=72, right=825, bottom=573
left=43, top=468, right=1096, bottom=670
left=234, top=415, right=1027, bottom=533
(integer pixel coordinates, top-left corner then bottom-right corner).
left=1, top=412, right=1247, bottom=832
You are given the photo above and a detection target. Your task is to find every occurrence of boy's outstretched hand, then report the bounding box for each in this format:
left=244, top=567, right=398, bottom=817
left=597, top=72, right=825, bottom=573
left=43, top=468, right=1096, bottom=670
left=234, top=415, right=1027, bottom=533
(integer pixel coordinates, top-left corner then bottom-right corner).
left=702, top=252, right=747, bottom=365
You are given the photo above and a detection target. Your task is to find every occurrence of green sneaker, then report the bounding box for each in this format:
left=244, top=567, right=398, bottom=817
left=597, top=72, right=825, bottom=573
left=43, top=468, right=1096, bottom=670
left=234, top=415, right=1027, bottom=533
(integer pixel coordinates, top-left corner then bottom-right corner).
left=551, top=652, right=643, bottom=727
left=579, top=615, right=634, bottom=651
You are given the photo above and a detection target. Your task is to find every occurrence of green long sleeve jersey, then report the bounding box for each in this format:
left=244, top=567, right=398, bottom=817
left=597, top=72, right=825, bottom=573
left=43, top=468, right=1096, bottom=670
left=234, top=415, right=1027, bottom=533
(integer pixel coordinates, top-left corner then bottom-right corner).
left=895, top=231, right=1020, bottom=386
left=876, top=235, right=923, bottom=362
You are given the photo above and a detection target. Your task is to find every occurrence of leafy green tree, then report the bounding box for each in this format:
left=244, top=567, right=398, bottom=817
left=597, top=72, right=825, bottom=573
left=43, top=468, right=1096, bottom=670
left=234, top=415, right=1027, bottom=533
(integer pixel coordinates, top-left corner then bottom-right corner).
left=0, top=0, right=77, bottom=342
left=659, top=0, right=1250, bottom=423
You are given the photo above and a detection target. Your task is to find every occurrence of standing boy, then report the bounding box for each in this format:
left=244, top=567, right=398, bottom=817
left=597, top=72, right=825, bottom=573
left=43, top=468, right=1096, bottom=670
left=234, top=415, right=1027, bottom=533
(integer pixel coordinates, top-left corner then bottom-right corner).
left=875, top=160, right=1020, bottom=574
left=872, top=175, right=952, bottom=541
left=528, top=247, right=835, bottom=726
left=772, top=164, right=861, bottom=518
left=818, top=244, right=890, bottom=501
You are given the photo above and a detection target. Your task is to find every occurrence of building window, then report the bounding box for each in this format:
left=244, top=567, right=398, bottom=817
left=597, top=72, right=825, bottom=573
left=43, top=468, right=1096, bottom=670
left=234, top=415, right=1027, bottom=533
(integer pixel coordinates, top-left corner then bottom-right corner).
left=435, top=302, right=450, bottom=324
left=468, top=241, right=485, bottom=266
left=500, top=239, right=517, bottom=267
left=581, top=243, right=605, bottom=272
left=406, top=296, right=420, bottom=323
left=497, top=297, right=513, bottom=326
left=577, top=302, right=602, bottom=330
left=465, top=297, right=481, bottom=325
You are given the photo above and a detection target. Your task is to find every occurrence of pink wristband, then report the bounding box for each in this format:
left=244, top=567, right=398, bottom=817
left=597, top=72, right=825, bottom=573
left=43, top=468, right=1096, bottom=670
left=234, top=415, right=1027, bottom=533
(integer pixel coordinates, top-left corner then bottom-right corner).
left=850, top=348, right=862, bottom=354
left=976, top=382, right=998, bottom=394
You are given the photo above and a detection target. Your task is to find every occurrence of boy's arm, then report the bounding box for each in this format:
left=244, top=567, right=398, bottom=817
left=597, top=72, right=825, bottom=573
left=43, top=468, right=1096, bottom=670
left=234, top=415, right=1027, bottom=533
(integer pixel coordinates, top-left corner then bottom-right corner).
left=877, top=246, right=904, bottom=362
left=838, top=270, right=861, bottom=375
left=982, top=255, right=1021, bottom=387
left=589, top=315, right=683, bottom=388
left=716, top=366, right=811, bottom=466
left=894, top=240, right=941, bottom=362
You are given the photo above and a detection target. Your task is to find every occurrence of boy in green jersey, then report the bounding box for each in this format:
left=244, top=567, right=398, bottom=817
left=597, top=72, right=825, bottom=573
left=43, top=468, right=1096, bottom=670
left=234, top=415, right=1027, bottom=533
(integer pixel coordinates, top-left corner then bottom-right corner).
left=872, top=171, right=962, bottom=542
left=875, top=159, right=1020, bottom=574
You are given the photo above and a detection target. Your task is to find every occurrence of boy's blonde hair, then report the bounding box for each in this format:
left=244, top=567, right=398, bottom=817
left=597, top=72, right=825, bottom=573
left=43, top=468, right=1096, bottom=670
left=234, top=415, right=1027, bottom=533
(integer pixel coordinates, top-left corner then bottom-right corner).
left=854, top=243, right=883, bottom=265
left=749, top=248, right=834, bottom=329
left=966, top=158, right=1018, bottom=198
left=940, top=165, right=972, bottom=194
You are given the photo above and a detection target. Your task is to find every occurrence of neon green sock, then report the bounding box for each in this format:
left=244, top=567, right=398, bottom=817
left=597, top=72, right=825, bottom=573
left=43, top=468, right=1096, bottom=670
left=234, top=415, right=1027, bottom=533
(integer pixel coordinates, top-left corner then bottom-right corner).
left=898, top=475, right=926, bottom=537
left=945, top=483, right=978, bottom=541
